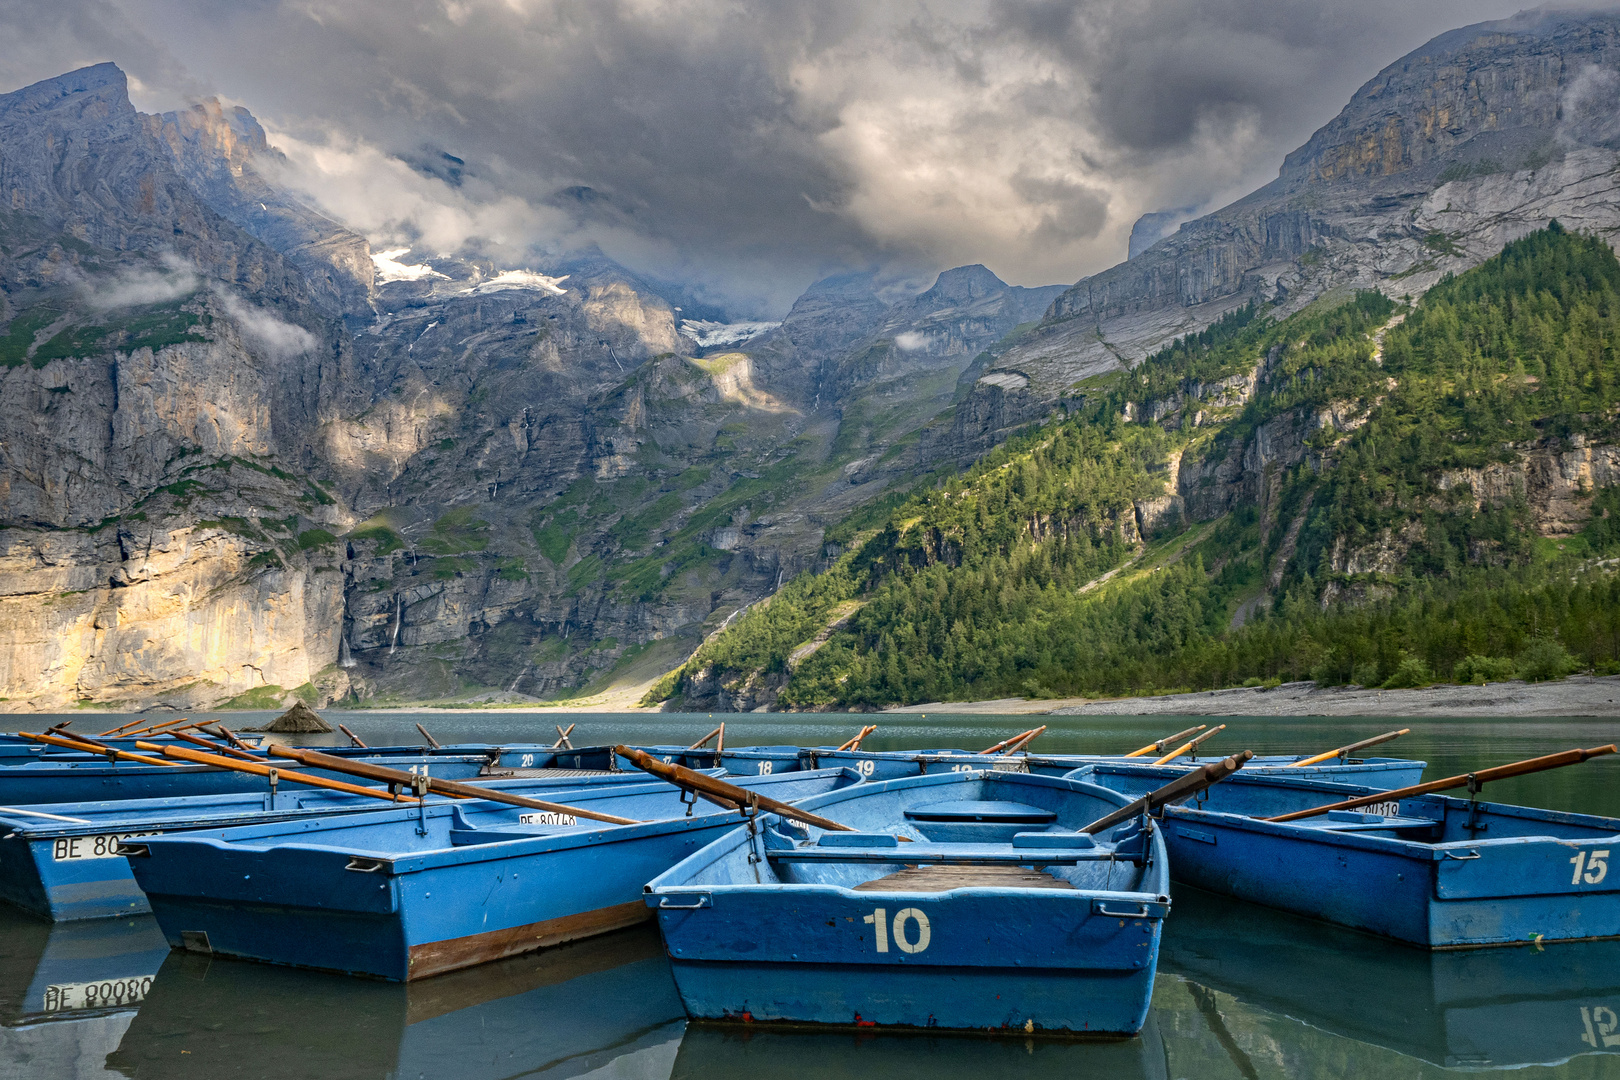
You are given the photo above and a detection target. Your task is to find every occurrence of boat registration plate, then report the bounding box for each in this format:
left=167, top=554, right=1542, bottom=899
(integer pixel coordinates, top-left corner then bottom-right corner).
left=43, top=975, right=153, bottom=1012
left=518, top=812, right=577, bottom=826
left=51, top=832, right=161, bottom=861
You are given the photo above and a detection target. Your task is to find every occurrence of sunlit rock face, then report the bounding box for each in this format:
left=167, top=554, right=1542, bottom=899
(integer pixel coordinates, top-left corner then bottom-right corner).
left=981, top=11, right=1620, bottom=403
left=149, top=99, right=377, bottom=317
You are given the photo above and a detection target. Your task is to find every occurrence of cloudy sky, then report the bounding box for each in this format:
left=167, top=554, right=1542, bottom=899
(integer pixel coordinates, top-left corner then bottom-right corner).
left=0, top=0, right=1552, bottom=315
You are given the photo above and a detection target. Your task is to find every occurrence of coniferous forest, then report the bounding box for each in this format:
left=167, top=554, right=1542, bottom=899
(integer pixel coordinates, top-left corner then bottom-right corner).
left=648, top=225, right=1620, bottom=708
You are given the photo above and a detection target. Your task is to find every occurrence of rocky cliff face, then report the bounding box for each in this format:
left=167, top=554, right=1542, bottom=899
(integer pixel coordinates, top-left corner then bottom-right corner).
left=0, top=64, right=359, bottom=711
left=149, top=100, right=376, bottom=317
left=976, top=10, right=1620, bottom=407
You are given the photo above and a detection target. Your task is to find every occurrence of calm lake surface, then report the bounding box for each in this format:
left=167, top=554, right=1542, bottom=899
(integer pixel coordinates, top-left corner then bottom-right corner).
left=2, top=711, right=1617, bottom=1078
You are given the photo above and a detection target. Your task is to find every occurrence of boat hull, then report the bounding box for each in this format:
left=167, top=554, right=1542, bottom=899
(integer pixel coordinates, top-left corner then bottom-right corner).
left=0, top=771, right=678, bottom=923
left=127, top=771, right=861, bottom=980
left=649, top=770, right=1170, bottom=1035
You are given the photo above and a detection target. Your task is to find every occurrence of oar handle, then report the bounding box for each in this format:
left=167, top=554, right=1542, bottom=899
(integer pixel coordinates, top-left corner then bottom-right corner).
left=337, top=724, right=368, bottom=748
left=687, top=724, right=725, bottom=750
left=20, top=731, right=185, bottom=768
left=1124, top=724, right=1206, bottom=758
left=835, top=725, right=878, bottom=752
left=1288, top=728, right=1410, bottom=768
left=617, top=745, right=854, bottom=832
left=1084, top=751, right=1255, bottom=834
left=1151, top=724, right=1227, bottom=766
left=980, top=727, right=1037, bottom=755
left=1004, top=725, right=1047, bottom=754
left=416, top=724, right=442, bottom=749
left=1265, top=744, right=1618, bottom=822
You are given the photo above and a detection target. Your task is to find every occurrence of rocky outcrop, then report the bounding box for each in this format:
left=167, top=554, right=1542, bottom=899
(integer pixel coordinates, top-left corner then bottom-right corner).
left=150, top=100, right=376, bottom=316
left=977, top=11, right=1620, bottom=405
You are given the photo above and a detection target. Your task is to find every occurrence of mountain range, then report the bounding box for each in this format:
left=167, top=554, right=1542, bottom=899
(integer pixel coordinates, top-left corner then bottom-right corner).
left=3, top=9, right=1620, bottom=712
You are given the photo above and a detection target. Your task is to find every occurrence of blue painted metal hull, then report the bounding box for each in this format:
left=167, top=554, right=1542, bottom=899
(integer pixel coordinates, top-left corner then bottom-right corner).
left=649, top=770, right=1171, bottom=1035
left=125, top=769, right=862, bottom=980
left=1088, top=767, right=1620, bottom=948
left=0, top=751, right=491, bottom=806
left=0, top=769, right=688, bottom=923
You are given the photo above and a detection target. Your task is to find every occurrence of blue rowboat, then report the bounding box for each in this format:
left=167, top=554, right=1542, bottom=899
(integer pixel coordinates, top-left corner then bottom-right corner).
left=793, top=748, right=1427, bottom=789
left=108, top=925, right=686, bottom=1080
left=1161, top=885, right=1620, bottom=1070
left=646, top=769, right=1171, bottom=1035
left=0, top=751, right=493, bottom=806
left=1025, top=753, right=1426, bottom=789
left=1074, top=766, right=1620, bottom=948
left=0, top=769, right=705, bottom=923
left=124, top=768, right=863, bottom=981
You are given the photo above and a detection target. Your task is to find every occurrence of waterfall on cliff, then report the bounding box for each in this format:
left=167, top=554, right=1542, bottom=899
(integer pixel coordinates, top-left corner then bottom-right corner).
left=338, top=632, right=356, bottom=669
left=389, top=594, right=403, bottom=654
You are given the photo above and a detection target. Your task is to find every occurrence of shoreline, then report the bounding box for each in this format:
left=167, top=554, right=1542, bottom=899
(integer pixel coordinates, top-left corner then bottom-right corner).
left=882, top=674, right=1620, bottom=717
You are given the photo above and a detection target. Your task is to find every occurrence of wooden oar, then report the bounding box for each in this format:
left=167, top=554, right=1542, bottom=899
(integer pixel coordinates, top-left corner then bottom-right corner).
left=20, top=731, right=186, bottom=767
left=337, top=724, right=368, bottom=748
left=1083, top=751, right=1255, bottom=835
left=1124, top=724, right=1206, bottom=758
left=1003, top=725, right=1047, bottom=754
left=1152, top=724, right=1227, bottom=766
left=124, top=717, right=197, bottom=738
left=980, top=727, right=1037, bottom=755
left=617, top=746, right=855, bottom=833
left=552, top=724, right=576, bottom=750
left=416, top=723, right=442, bottom=749
left=1265, top=744, right=1618, bottom=823
left=1288, top=728, right=1411, bottom=768
left=169, top=729, right=264, bottom=763
left=687, top=724, right=725, bottom=750
left=836, top=725, right=878, bottom=752
left=20, top=733, right=400, bottom=815
left=97, top=717, right=154, bottom=737
left=209, top=725, right=260, bottom=753
left=124, top=740, right=423, bottom=802
left=265, top=744, right=640, bottom=825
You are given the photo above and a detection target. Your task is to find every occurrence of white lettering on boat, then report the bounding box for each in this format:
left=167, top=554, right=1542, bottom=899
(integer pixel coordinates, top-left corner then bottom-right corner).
left=757, top=761, right=774, bottom=775
left=520, top=754, right=536, bottom=767
left=1358, top=802, right=1400, bottom=817
left=518, top=812, right=577, bottom=826
left=894, top=908, right=931, bottom=953
left=864, top=907, right=889, bottom=952
left=1571, top=849, right=1610, bottom=885
left=1580, top=1005, right=1620, bottom=1047
left=855, top=760, right=875, bottom=776
left=43, top=976, right=152, bottom=1011
left=864, top=906, right=930, bottom=954
left=51, top=832, right=161, bottom=861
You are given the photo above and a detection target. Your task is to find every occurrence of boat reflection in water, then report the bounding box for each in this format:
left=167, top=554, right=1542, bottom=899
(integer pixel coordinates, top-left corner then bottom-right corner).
left=0, top=907, right=168, bottom=1080
left=671, top=1018, right=1168, bottom=1080
left=1158, top=885, right=1620, bottom=1071
left=105, top=923, right=685, bottom=1080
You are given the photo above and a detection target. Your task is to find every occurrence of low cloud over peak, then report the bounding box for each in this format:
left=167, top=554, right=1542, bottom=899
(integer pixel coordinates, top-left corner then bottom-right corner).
left=0, top=0, right=1540, bottom=315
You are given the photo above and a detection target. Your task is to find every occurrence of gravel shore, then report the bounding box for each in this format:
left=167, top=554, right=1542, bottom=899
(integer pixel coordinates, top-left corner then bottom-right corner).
left=882, top=675, right=1620, bottom=717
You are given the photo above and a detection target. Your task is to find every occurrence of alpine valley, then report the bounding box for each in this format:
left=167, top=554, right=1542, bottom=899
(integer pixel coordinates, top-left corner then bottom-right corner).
left=5, top=11, right=1620, bottom=713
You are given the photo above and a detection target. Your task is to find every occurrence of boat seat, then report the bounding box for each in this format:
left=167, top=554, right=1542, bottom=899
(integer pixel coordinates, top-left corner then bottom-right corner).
left=903, top=800, right=1058, bottom=824
left=854, top=864, right=1076, bottom=892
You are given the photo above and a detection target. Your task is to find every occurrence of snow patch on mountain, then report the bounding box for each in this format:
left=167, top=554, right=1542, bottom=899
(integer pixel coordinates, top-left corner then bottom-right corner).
left=372, top=248, right=448, bottom=283
left=466, top=269, right=571, bottom=296
left=681, top=319, right=780, bottom=348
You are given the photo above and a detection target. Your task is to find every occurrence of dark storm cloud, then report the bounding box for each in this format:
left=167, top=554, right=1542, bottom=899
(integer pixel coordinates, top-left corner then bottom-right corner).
left=0, top=0, right=1547, bottom=313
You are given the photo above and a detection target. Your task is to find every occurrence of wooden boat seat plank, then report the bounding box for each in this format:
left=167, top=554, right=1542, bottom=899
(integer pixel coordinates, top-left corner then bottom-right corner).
left=769, top=845, right=1100, bottom=865
left=854, top=864, right=1077, bottom=892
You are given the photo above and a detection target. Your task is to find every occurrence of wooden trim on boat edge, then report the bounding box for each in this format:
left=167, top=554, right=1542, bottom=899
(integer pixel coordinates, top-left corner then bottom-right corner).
left=406, top=900, right=650, bottom=980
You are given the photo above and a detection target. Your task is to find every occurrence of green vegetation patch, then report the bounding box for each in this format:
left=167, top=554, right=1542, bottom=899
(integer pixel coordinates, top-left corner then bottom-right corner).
left=421, top=507, right=491, bottom=555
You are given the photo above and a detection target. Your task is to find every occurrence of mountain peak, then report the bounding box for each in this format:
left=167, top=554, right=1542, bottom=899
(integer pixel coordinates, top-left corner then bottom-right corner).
left=920, top=264, right=1008, bottom=304
left=1, top=62, right=132, bottom=119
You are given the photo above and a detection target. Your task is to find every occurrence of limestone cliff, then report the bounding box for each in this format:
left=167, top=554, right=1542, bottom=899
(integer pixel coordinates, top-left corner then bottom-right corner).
left=979, top=10, right=1620, bottom=405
